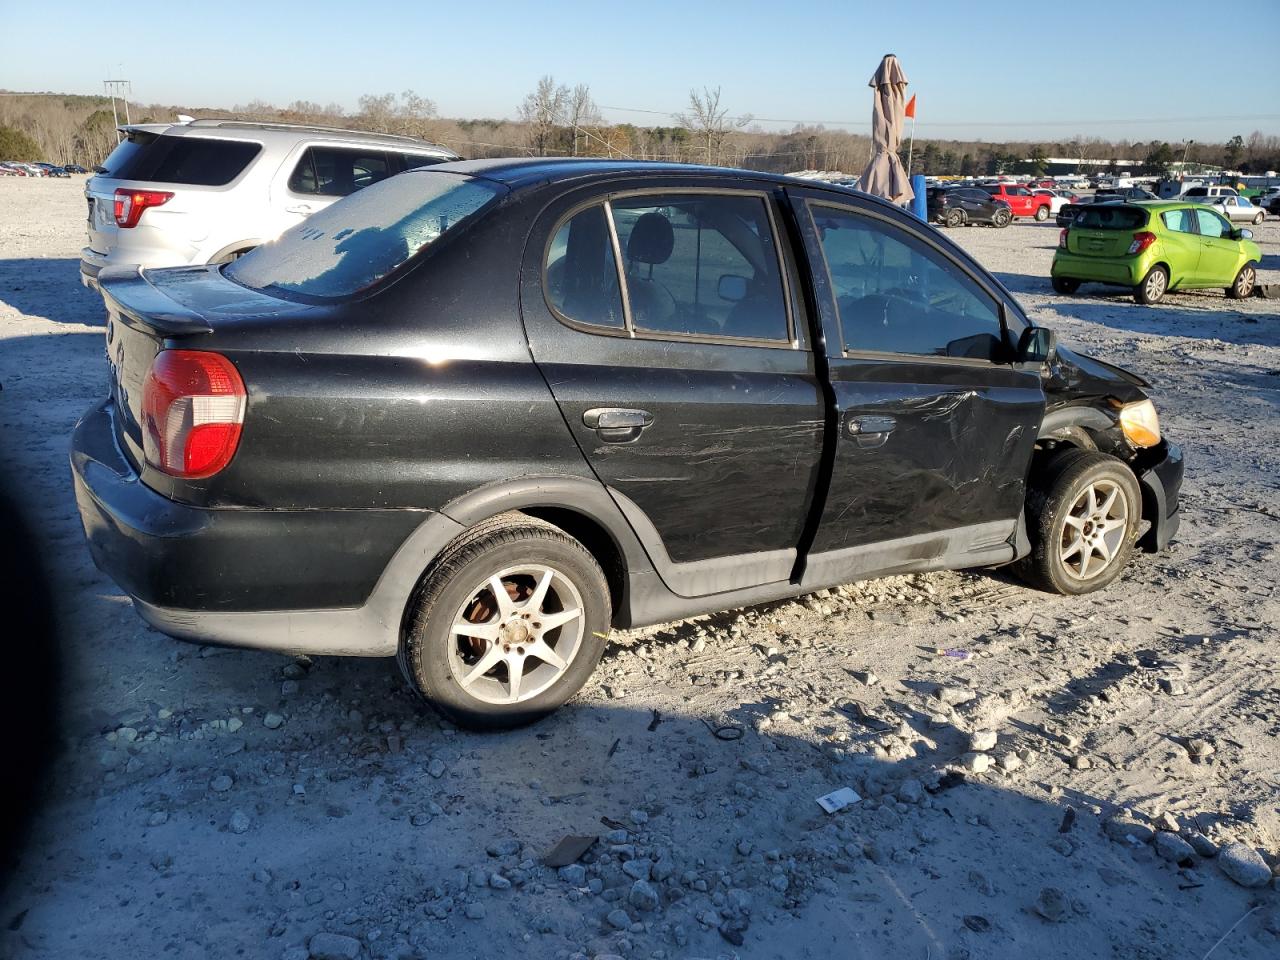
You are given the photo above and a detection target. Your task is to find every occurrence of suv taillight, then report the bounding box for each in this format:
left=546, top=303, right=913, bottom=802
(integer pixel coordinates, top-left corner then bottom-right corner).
left=1127, top=231, right=1157, bottom=255
left=114, top=187, right=173, bottom=228
left=142, top=350, right=246, bottom=479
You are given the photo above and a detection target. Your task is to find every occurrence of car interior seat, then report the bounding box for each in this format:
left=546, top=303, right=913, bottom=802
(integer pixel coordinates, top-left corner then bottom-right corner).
left=624, top=212, right=677, bottom=329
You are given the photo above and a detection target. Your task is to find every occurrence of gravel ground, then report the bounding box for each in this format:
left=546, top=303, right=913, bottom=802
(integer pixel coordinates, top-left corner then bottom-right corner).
left=1, top=178, right=1278, bottom=960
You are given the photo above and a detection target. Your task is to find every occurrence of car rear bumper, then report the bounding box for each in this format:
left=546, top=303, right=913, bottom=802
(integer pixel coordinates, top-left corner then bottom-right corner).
left=1051, top=252, right=1145, bottom=286
left=70, top=399, right=456, bottom=656
left=1135, top=440, right=1183, bottom=552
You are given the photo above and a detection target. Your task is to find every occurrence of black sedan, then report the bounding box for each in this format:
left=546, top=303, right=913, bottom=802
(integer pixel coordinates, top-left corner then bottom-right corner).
left=71, top=159, right=1183, bottom=728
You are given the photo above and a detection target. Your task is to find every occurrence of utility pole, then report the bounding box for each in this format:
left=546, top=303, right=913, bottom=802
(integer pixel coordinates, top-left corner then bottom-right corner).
left=104, top=79, right=132, bottom=142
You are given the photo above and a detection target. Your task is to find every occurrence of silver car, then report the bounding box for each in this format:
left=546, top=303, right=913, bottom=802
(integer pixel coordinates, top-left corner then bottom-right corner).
left=80, top=119, right=459, bottom=288
left=1197, top=194, right=1266, bottom=225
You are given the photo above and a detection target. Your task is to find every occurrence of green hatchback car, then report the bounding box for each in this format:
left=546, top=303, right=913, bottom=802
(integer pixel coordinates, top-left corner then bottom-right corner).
left=1051, top=201, right=1261, bottom=304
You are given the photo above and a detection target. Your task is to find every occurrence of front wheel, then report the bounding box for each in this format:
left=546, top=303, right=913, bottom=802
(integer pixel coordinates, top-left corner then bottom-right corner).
left=1134, top=264, right=1168, bottom=305
left=945, top=208, right=965, bottom=228
left=1253, top=213, right=1264, bottom=225
left=1227, top=262, right=1256, bottom=300
left=399, top=514, right=610, bottom=729
left=1052, top=276, right=1081, bottom=294
left=1034, top=205, right=1049, bottom=221
left=992, top=208, right=1012, bottom=228
left=1015, top=450, right=1142, bottom=595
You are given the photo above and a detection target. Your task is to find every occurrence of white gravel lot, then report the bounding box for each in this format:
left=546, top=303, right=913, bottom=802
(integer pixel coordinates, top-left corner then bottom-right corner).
left=1, top=177, right=1278, bottom=960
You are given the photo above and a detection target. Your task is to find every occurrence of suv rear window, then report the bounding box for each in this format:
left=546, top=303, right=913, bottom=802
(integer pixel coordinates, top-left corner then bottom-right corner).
left=1073, top=206, right=1148, bottom=230
left=225, top=171, right=502, bottom=300
left=100, top=132, right=261, bottom=186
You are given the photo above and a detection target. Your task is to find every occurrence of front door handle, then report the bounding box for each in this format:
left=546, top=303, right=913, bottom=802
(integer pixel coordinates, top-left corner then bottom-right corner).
left=286, top=204, right=315, bottom=215
left=843, top=414, right=896, bottom=448
left=583, top=407, right=654, bottom=443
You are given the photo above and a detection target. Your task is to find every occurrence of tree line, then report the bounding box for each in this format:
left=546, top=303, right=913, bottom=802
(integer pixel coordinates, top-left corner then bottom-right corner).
left=3, top=84, right=1277, bottom=177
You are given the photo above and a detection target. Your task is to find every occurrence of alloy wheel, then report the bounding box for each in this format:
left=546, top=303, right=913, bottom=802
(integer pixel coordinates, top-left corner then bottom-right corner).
left=1144, top=268, right=1167, bottom=302
left=1235, top=266, right=1256, bottom=298
left=447, top=564, right=585, bottom=704
left=1059, top=480, right=1129, bottom=580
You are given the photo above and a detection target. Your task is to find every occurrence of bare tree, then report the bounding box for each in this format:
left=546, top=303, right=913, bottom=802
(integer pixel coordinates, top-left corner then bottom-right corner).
left=676, top=87, right=751, bottom=165
left=518, top=76, right=569, bottom=156
left=566, top=84, right=601, bottom=157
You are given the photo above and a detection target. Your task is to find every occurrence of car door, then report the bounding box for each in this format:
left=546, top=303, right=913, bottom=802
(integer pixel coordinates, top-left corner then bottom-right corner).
left=520, top=184, right=826, bottom=598
left=1006, top=186, right=1032, bottom=216
left=1156, top=208, right=1202, bottom=286
left=789, top=192, right=1044, bottom=587
left=1193, top=207, right=1241, bottom=284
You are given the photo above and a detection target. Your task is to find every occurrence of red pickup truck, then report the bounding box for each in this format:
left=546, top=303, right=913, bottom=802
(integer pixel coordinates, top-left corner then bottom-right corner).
left=983, top=184, right=1053, bottom=221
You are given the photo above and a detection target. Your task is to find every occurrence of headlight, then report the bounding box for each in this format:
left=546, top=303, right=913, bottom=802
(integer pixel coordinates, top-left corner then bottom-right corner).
left=1118, top=399, right=1161, bottom=448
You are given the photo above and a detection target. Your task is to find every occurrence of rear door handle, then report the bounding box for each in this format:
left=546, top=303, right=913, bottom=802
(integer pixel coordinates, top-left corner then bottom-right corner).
left=583, top=407, right=654, bottom=443
left=286, top=204, right=315, bottom=215
left=843, top=414, right=896, bottom=448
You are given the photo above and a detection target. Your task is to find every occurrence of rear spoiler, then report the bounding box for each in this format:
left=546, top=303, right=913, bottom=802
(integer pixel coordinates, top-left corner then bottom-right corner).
left=99, top=266, right=214, bottom=336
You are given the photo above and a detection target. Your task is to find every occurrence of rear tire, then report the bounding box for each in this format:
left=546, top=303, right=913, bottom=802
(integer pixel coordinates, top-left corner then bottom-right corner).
left=945, top=208, right=965, bottom=228
left=399, top=514, right=611, bottom=730
left=1034, top=205, right=1050, bottom=221
left=1226, top=262, right=1256, bottom=300
left=992, top=208, right=1012, bottom=228
left=1015, top=450, right=1141, bottom=596
left=1051, top=277, right=1081, bottom=295
left=1134, top=264, right=1168, bottom=305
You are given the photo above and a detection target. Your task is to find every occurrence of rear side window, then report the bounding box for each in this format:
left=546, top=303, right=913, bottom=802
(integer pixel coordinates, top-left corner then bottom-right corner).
left=289, top=147, right=396, bottom=197
left=545, top=205, right=625, bottom=329
left=398, top=152, right=448, bottom=171
left=1074, top=206, right=1147, bottom=230
left=226, top=171, right=502, bottom=300
left=1162, top=209, right=1195, bottom=233
left=100, top=132, right=260, bottom=186
left=811, top=205, right=1004, bottom=361
left=610, top=194, right=788, bottom=341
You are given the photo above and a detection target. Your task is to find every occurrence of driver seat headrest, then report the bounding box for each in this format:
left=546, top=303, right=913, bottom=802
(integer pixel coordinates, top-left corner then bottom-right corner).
left=626, top=212, right=674, bottom=266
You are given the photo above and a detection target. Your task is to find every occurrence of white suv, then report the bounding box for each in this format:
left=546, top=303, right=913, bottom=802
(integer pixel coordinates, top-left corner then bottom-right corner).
left=80, top=119, right=459, bottom=288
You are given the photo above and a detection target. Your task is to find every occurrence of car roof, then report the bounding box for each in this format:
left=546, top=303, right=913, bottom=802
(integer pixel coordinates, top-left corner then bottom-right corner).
left=414, top=156, right=893, bottom=204
left=118, top=119, right=456, bottom=154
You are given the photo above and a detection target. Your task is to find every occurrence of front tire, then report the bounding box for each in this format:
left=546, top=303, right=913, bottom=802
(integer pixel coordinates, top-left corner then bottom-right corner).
left=399, top=514, right=610, bottom=730
left=1134, top=264, right=1168, bottom=305
left=1016, top=450, right=1142, bottom=596
left=1227, top=262, right=1256, bottom=300
left=945, top=208, right=965, bottom=228
left=992, top=208, right=1012, bottom=228
left=1052, top=277, right=1081, bottom=294
left=1253, top=212, right=1264, bottom=225
left=1034, top=205, right=1049, bottom=221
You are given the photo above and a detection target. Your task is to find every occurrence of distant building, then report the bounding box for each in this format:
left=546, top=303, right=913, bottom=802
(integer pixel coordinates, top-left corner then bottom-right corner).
left=1040, top=157, right=1141, bottom=176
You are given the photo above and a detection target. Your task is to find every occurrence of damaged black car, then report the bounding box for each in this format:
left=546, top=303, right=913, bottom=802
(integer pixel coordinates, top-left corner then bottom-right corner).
left=70, top=159, right=1183, bottom=728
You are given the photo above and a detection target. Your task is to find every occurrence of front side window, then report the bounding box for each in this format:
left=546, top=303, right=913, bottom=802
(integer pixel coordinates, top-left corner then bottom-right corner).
left=610, top=194, right=788, bottom=340
left=811, top=205, right=1004, bottom=361
left=227, top=171, right=502, bottom=300
left=545, top=205, right=625, bottom=329
left=1194, top=208, right=1230, bottom=238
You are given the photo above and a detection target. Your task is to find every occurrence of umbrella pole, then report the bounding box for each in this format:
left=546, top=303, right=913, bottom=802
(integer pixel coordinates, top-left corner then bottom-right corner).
left=906, top=114, right=916, bottom=177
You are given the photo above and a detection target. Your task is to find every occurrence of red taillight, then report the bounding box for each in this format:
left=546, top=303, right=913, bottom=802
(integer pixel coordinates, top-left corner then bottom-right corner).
left=1127, top=231, right=1157, bottom=255
left=141, top=350, right=246, bottom=479
left=1058, top=228, right=1068, bottom=249
left=114, top=187, right=173, bottom=228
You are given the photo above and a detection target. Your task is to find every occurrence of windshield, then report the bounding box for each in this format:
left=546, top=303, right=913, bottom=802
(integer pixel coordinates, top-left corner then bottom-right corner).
left=226, top=171, right=503, bottom=300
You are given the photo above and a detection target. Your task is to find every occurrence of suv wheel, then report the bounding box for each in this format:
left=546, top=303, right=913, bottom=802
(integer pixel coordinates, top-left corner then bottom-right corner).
left=992, top=208, right=1011, bottom=228
left=1134, top=265, right=1168, bottom=305
left=945, top=208, right=965, bottom=228
left=1016, top=450, right=1141, bottom=595
left=1034, top=205, right=1049, bottom=221
left=399, top=514, right=610, bottom=729
left=1227, top=263, right=1256, bottom=300
left=1051, top=277, right=1081, bottom=295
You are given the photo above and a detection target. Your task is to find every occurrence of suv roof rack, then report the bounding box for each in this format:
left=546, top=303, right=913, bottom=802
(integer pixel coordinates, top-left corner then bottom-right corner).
left=182, top=118, right=435, bottom=146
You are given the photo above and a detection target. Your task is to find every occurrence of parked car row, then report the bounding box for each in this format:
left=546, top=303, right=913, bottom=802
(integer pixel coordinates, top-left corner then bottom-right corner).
left=0, top=161, right=86, bottom=177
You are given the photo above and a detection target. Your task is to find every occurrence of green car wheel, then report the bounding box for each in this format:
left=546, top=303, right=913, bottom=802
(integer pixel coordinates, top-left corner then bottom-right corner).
left=1227, top=263, right=1256, bottom=300
left=1134, top=265, right=1168, bottom=305
left=1052, top=277, right=1081, bottom=294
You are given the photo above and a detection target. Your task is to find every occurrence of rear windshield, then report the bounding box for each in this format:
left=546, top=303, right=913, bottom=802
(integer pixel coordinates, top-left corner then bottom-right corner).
left=1073, top=206, right=1148, bottom=230
left=100, top=131, right=261, bottom=186
left=225, top=171, right=502, bottom=300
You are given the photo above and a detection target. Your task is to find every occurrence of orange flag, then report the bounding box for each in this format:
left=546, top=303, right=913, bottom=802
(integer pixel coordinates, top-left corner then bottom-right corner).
left=905, top=94, right=917, bottom=119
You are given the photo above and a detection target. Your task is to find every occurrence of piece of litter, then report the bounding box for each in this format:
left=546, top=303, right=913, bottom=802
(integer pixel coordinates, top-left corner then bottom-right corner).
left=543, top=834, right=597, bottom=868
left=816, top=787, right=862, bottom=814
left=938, top=648, right=970, bottom=659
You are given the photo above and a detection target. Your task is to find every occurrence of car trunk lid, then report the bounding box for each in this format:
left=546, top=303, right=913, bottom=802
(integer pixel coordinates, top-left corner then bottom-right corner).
left=1066, top=205, right=1150, bottom=258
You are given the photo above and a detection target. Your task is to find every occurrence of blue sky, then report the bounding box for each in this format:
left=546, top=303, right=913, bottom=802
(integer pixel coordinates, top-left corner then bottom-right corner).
left=5, top=0, right=1278, bottom=143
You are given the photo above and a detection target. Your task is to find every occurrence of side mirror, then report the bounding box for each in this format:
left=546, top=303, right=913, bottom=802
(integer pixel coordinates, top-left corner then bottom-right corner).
left=717, top=274, right=748, bottom=302
left=1017, top=325, right=1057, bottom=365
left=1236, top=228, right=1254, bottom=241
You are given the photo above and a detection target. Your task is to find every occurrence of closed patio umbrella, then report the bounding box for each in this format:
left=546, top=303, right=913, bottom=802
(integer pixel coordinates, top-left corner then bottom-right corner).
left=858, top=54, right=913, bottom=204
